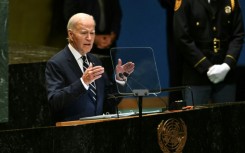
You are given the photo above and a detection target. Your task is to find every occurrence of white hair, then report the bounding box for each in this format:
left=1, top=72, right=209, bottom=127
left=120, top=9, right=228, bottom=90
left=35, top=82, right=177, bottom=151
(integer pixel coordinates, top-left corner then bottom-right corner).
left=67, top=13, right=95, bottom=30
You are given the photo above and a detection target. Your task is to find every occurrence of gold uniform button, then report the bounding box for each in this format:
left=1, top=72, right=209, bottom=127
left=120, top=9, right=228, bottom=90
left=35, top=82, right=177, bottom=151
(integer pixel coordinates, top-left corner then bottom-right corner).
left=213, top=27, right=216, bottom=31
left=196, top=22, right=200, bottom=26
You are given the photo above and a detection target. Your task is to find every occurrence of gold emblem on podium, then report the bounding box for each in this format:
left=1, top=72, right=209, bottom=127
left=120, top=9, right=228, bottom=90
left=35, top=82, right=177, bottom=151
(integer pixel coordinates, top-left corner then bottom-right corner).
left=157, top=118, right=187, bottom=153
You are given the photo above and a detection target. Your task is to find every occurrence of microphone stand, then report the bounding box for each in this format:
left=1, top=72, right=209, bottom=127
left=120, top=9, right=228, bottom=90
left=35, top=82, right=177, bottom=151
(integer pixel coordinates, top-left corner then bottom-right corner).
left=155, top=86, right=194, bottom=110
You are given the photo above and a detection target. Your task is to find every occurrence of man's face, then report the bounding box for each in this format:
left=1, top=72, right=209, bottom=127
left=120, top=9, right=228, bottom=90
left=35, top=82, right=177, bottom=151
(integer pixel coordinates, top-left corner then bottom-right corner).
left=68, top=19, right=95, bottom=55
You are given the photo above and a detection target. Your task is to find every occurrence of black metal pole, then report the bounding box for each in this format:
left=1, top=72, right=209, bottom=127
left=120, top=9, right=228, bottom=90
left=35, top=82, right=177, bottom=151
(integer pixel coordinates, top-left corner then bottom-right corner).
left=138, top=96, right=143, bottom=153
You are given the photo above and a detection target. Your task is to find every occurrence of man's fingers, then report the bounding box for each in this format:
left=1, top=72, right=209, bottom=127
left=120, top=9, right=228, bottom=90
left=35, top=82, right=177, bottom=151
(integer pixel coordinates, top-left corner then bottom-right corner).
left=117, top=58, right=122, bottom=66
left=123, top=62, right=135, bottom=73
left=89, top=66, right=104, bottom=80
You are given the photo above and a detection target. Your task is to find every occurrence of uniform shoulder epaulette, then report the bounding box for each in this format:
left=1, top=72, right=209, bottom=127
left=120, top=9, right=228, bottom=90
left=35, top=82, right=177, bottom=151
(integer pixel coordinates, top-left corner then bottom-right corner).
left=174, top=0, right=182, bottom=11
left=230, top=0, right=235, bottom=11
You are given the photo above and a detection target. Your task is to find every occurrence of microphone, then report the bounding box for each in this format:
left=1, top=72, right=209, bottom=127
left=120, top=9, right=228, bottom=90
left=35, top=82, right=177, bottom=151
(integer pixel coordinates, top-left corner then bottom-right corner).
left=118, top=72, right=149, bottom=96
left=118, top=72, right=130, bottom=80
left=158, top=86, right=195, bottom=109
left=107, top=73, right=135, bottom=118
left=117, top=73, right=134, bottom=94
left=107, top=93, right=126, bottom=99
left=107, top=73, right=133, bottom=100
left=120, top=72, right=149, bottom=92
left=122, top=72, right=129, bottom=77
left=118, top=73, right=126, bottom=80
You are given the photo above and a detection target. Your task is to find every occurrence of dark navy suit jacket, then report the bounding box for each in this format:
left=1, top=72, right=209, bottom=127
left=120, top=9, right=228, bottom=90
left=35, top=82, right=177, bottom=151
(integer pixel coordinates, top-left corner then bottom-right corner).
left=45, top=46, right=117, bottom=122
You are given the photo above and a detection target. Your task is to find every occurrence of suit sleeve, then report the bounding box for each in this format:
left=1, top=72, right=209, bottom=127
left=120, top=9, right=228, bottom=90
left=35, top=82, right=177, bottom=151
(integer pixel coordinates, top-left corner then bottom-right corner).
left=224, top=0, right=245, bottom=68
left=173, top=0, right=213, bottom=74
left=45, top=60, right=87, bottom=112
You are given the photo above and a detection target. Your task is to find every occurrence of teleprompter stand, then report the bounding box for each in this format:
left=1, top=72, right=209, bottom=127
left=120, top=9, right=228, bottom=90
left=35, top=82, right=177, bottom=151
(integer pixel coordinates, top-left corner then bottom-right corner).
left=132, top=89, right=149, bottom=118
left=110, top=47, right=161, bottom=153
left=133, top=89, right=149, bottom=153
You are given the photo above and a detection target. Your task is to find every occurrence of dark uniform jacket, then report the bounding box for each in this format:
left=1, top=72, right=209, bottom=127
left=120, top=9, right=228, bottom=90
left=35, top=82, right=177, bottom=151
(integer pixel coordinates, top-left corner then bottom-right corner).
left=173, top=0, right=244, bottom=85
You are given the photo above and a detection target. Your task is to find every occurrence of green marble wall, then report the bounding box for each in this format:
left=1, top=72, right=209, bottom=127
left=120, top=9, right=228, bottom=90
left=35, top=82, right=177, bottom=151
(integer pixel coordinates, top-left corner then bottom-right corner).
left=0, top=0, right=9, bottom=122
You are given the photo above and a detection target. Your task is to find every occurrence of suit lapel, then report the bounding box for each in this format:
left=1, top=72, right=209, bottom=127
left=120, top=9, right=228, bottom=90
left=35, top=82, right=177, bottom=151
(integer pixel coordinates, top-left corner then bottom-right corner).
left=64, top=46, right=82, bottom=78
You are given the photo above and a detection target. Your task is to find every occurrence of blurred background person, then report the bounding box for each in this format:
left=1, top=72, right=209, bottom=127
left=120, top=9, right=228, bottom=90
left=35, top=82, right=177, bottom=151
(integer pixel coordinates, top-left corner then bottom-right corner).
left=158, top=0, right=183, bottom=109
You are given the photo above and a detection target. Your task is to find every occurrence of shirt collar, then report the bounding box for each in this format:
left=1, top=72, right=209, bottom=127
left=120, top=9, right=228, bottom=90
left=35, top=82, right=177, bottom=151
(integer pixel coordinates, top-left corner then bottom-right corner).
left=68, top=44, right=85, bottom=60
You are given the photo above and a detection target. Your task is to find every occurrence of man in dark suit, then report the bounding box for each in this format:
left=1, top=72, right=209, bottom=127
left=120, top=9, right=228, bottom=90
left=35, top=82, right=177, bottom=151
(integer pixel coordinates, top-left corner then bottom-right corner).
left=63, top=0, right=122, bottom=81
left=173, top=0, right=244, bottom=105
left=45, top=13, right=134, bottom=122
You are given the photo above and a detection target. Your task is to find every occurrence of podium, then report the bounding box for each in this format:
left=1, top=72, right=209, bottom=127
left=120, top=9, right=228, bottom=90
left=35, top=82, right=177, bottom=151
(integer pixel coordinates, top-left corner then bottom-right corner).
left=1, top=102, right=245, bottom=153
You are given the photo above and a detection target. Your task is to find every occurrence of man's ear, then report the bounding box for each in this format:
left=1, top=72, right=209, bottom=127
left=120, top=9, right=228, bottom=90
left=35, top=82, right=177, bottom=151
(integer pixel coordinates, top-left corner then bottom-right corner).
left=68, top=29, right=73, bottom=41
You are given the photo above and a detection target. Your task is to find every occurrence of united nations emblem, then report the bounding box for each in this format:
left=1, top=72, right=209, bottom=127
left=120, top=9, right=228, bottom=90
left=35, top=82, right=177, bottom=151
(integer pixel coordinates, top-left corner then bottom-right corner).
left=157, top=118, right=187, bottom=153
left=225, top=6, right=232, bottom=14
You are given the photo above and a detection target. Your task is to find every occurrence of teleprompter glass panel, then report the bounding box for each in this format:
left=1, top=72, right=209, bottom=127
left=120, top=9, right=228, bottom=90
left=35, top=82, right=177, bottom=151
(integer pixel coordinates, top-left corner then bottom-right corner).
left=110, top=47, right=161, bottom=95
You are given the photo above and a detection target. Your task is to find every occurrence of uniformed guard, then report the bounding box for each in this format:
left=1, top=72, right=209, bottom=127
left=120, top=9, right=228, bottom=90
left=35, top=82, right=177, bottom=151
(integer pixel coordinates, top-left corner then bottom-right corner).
left=173, top=0, right=244, bottom=105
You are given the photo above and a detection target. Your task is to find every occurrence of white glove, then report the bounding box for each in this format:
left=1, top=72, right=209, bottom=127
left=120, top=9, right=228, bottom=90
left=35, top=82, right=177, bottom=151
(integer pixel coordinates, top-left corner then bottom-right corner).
left=207, top=63, right=230, bottom=84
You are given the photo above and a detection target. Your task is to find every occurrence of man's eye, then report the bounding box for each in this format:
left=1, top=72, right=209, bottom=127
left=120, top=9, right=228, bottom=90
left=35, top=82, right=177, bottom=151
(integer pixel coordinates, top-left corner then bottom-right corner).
left=81, top=32, right=88, bottom=35
left=81, top=31, right=95, bottom=35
